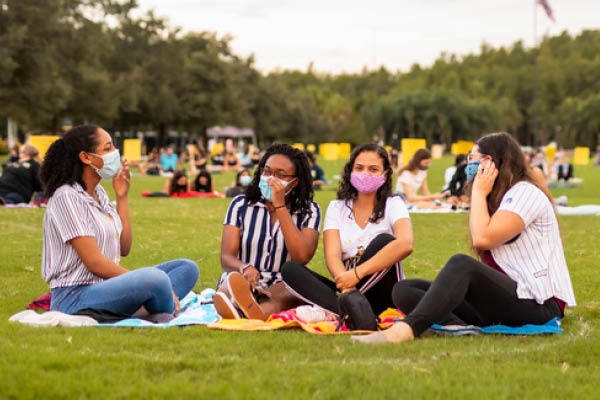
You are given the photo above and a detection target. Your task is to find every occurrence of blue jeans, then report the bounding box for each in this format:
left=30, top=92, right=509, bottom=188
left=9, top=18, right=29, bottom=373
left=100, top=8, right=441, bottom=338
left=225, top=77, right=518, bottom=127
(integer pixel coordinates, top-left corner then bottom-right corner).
left=51, top=259, right=199, bottom=315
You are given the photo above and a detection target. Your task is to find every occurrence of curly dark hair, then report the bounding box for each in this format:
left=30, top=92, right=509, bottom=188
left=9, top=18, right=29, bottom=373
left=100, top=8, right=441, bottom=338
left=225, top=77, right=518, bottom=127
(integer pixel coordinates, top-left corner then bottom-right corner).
left=466, top=132, right=554, bottom=215
left=40, top=125, right=100, bottom=197
left=337, top=143, right=393, bottom=223
left=245, top=143, right=314, bottom=215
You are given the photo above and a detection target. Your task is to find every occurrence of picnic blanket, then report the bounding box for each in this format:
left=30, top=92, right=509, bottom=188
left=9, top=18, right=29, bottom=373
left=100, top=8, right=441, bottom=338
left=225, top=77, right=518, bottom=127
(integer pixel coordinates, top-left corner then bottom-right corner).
left=209, top=309, right=563, bottom=336
left=429, top=318, right=563, bottom=336
left=9, top=289, right=220, bottom=328
left=207, top=308, right=405, bottom=335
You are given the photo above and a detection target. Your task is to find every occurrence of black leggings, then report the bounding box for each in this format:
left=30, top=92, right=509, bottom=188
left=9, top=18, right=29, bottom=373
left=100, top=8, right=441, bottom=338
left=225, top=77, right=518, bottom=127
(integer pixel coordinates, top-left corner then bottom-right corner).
left=394, top=253, right=563, bottom=337
left=281, top=233, right=400, bottom=315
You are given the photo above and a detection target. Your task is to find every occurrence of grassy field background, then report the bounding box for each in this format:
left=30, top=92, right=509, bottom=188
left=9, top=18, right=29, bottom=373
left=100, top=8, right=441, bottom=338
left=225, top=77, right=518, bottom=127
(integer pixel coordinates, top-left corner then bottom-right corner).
left=1, top=154, right=599, bottom=398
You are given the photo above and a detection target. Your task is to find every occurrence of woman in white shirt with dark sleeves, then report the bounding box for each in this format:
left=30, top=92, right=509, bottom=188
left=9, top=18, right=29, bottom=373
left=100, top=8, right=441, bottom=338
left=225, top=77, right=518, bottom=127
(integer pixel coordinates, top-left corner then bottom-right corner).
left=354, top=132, right=575, bottom=343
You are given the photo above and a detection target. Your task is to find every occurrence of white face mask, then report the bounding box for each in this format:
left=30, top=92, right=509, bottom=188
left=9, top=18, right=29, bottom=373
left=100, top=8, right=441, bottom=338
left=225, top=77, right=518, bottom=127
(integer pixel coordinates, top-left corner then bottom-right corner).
left=89, top=149, right=121, bottom=179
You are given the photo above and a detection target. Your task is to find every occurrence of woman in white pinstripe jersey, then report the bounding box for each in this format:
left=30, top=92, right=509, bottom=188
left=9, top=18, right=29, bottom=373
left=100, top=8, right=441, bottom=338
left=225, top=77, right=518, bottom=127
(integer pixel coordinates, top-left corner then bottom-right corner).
left=354, top=132, right=575, bottom=344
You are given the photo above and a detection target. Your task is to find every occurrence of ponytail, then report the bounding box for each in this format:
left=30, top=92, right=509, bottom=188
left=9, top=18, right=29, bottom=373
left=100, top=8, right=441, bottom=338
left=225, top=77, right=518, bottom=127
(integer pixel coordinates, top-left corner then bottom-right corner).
left=40, top=125, right=99, bottom=197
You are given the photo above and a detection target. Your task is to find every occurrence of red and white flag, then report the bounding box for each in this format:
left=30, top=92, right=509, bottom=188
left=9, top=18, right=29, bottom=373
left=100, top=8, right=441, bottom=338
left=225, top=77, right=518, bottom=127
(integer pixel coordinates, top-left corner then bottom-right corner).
left=537, top=0, right=555, bottom=22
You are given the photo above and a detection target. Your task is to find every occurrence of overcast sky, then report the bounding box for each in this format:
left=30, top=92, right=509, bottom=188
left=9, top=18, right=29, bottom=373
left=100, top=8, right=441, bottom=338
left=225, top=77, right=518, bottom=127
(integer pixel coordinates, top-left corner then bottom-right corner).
left=136, top=0, right=600, bottom=74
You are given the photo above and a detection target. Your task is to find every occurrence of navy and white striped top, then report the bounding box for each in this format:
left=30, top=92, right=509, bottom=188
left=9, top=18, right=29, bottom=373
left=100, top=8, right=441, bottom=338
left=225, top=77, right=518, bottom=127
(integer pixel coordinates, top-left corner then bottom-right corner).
left=42, top=183, right=122, bottom=288
left=223, top=195, right=321, bottom=286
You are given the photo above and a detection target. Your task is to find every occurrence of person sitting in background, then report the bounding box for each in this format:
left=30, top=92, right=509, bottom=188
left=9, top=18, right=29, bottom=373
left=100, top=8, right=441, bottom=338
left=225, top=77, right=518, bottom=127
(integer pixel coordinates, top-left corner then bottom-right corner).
left=445, top=155, right=469, bottom=209
left=395, top=148, right=448, bottom=209
left=8, top=144, right=20, bottom=163
left=443, top=154, right=466, bottom=192
left=0, top=144, right=42, bottom=205
left=40, top=124, right=199, bottom=318
left=226, top=169, right=252, bottom=198
left=305, top=151, right=326, bottom=190
left=353, top=132, right=575, bottom=344
left=192, top=170, right=214, bottom=193
left=165, top=170, right=190, bottom=197
left=137, top=147, right=161, bottom=176
left=159, top=145, right=178, bottom=174
left=554, top=152, right=573, bottom=182
left=223, top=150, right=241, bottom=172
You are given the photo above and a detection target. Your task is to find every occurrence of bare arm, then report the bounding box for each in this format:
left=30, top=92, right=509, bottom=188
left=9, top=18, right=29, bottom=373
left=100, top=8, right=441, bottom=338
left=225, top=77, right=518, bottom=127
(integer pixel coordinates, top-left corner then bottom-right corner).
left=334, top=218, right=414, bottom=291
left=323, top=229, right=348, bottom=279
left=220, top=224, right=260, bottom=287
left=220, top=224, right=245, bottom=273
left=275, top=207, right=319, bottom=264
left=113, top=159, right=132, bottom=256
left=402, top=181, right=443, bottom=202
left=469, top=160, right=525, bottom=250
left=70, top=236, right=129, bottom=278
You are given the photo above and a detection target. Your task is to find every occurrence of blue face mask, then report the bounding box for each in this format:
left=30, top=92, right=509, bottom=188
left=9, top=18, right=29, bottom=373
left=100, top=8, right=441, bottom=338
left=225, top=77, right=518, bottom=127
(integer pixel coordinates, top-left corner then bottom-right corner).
left=90, top=149, right=121, bottom=180
left=465, top=161, right=481, bottom=181
left=239, top=175, right=252, bottom=187
left=259, top=175, right=295, bottom=201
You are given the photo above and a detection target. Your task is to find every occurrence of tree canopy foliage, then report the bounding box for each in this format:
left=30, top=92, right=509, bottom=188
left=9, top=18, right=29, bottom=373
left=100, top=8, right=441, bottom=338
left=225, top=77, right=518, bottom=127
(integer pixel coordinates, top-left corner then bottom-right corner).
left=1, top=0, right=599, bottom=148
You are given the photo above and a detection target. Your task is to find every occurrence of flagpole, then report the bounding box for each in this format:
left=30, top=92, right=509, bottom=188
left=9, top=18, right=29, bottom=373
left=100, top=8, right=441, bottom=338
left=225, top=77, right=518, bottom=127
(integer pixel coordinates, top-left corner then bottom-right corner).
left=532, top=0, right=539, bottom=148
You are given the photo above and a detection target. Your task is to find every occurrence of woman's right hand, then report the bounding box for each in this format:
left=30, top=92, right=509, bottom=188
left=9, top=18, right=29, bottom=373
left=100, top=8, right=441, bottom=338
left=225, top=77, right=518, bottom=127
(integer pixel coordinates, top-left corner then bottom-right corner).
left=242, top=265, right=261, bottom=289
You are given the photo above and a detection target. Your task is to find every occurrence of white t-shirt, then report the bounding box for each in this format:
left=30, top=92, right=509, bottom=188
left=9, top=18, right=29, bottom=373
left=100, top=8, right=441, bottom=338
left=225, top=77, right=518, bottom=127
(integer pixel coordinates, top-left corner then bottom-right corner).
left=323, top=196, right=410, bottom=262
left=443, top=166, right=457, bottom=190
left=491, top=181, right=576, bottom=306
left=395, top=170, right=427, bottom=195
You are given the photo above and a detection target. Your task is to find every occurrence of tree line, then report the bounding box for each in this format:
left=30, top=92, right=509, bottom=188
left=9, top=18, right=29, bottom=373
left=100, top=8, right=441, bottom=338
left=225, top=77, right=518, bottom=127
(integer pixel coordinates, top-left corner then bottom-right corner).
left=1, top=0, right=599, bottom=149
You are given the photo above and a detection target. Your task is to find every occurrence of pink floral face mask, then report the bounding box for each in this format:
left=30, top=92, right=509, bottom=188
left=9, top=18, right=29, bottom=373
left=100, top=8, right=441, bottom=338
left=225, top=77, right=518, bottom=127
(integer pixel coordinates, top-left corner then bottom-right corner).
left=350, top=172, right=386, bottom=194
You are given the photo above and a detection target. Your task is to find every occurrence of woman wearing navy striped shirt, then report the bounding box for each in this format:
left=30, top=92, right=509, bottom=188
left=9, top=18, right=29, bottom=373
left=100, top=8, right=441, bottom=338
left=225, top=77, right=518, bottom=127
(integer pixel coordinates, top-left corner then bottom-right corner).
left=213, top=144, right=321, bottom=320
left=40, top=125, right=199, bottom=318
left=354, top=132, right=576, bottom=344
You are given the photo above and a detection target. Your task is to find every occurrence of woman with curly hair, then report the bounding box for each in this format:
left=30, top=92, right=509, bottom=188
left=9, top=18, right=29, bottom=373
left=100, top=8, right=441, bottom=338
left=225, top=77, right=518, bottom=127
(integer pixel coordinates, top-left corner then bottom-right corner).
left=40, top=125, right=199, bottom=318
left=354, top=132, right=575, bottom=343
left=213, top=143, right=321, bottom=320
left=281, top=144, right=413, bottom=329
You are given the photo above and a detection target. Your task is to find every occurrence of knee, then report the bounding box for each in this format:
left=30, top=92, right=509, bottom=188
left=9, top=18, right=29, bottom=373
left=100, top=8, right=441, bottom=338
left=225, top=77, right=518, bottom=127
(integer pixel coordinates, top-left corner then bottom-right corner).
left=280, top=260, right=306, bottom=283
left=371, top=233, right=395, bottom=246
left=178, top=258, right=200, bottom=281
left=136, top=268, right=172, bottom=292
left=444, top=253, right=473, bottom=271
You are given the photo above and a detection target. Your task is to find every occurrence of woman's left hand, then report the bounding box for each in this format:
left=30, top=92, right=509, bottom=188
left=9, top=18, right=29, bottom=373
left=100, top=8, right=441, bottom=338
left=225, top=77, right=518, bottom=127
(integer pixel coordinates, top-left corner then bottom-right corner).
left=473, top=158, right=498, bottom=197
left=172, top=291, right=180, bottom=316
left=334, top=269, right=359, bottom=292
left=113, top=158, right=131, bottom=198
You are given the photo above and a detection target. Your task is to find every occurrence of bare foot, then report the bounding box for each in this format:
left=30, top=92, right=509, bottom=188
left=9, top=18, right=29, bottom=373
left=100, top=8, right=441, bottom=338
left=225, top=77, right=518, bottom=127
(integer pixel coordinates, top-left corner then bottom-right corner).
left=351, top=321, right=415, bottom=344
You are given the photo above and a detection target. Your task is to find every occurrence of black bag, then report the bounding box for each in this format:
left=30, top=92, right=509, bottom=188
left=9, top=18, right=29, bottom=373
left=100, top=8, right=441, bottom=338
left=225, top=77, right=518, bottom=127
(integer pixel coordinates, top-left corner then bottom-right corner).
left=337, top=290, right=378, bottom=331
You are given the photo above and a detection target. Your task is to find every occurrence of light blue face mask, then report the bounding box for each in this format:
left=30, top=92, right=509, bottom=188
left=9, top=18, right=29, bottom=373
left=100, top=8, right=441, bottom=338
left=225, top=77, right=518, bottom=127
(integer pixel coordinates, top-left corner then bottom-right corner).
left=465, top=160, right=481, bottom=181
left=259, top=175, right=295, bottom=201
left=239, top=175, right=252, bottom=187
left=90, top=149, right=121, bottom=180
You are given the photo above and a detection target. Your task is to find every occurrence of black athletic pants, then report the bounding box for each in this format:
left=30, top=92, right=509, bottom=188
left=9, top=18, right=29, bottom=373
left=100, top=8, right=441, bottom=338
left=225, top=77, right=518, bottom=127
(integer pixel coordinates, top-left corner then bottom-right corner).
left=281, top=233, right=399, bottom=315
left=395, top=253, right=563, bottom=337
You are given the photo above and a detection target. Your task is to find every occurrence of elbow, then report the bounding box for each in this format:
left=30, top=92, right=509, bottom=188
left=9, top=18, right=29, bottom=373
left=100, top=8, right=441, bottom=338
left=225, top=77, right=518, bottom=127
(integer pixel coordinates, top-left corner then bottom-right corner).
left=471, top=236, right=492, bottom=250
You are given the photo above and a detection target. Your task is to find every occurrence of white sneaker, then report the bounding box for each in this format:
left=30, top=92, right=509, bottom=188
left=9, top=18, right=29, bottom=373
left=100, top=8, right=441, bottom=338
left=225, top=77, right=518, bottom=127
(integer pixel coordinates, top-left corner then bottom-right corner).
left=296, top=305, right=330, bottom=322
left=555, top=195, right=568, bottom=206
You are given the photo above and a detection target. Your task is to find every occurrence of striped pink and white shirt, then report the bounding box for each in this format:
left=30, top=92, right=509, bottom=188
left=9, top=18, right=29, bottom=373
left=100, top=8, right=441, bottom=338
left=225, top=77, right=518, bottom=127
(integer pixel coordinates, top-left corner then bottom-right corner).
left=42, top=183, right=122, bottom=288
left=491, top=181, right=576, bottom=306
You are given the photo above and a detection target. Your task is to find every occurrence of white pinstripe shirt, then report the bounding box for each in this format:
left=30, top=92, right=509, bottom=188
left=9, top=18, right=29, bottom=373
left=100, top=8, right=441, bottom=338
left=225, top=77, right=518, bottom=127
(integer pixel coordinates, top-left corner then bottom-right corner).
left=42, top=183, right=122, bottom=288
left=223, top=195, right=321, bottom=286
left=491, top=181, right=576, bottom=306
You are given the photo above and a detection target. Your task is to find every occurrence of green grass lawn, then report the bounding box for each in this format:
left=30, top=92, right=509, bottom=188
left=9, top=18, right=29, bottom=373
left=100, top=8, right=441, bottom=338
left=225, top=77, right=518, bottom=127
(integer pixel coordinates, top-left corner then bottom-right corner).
left=1, top=155, right=599, bottom=398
